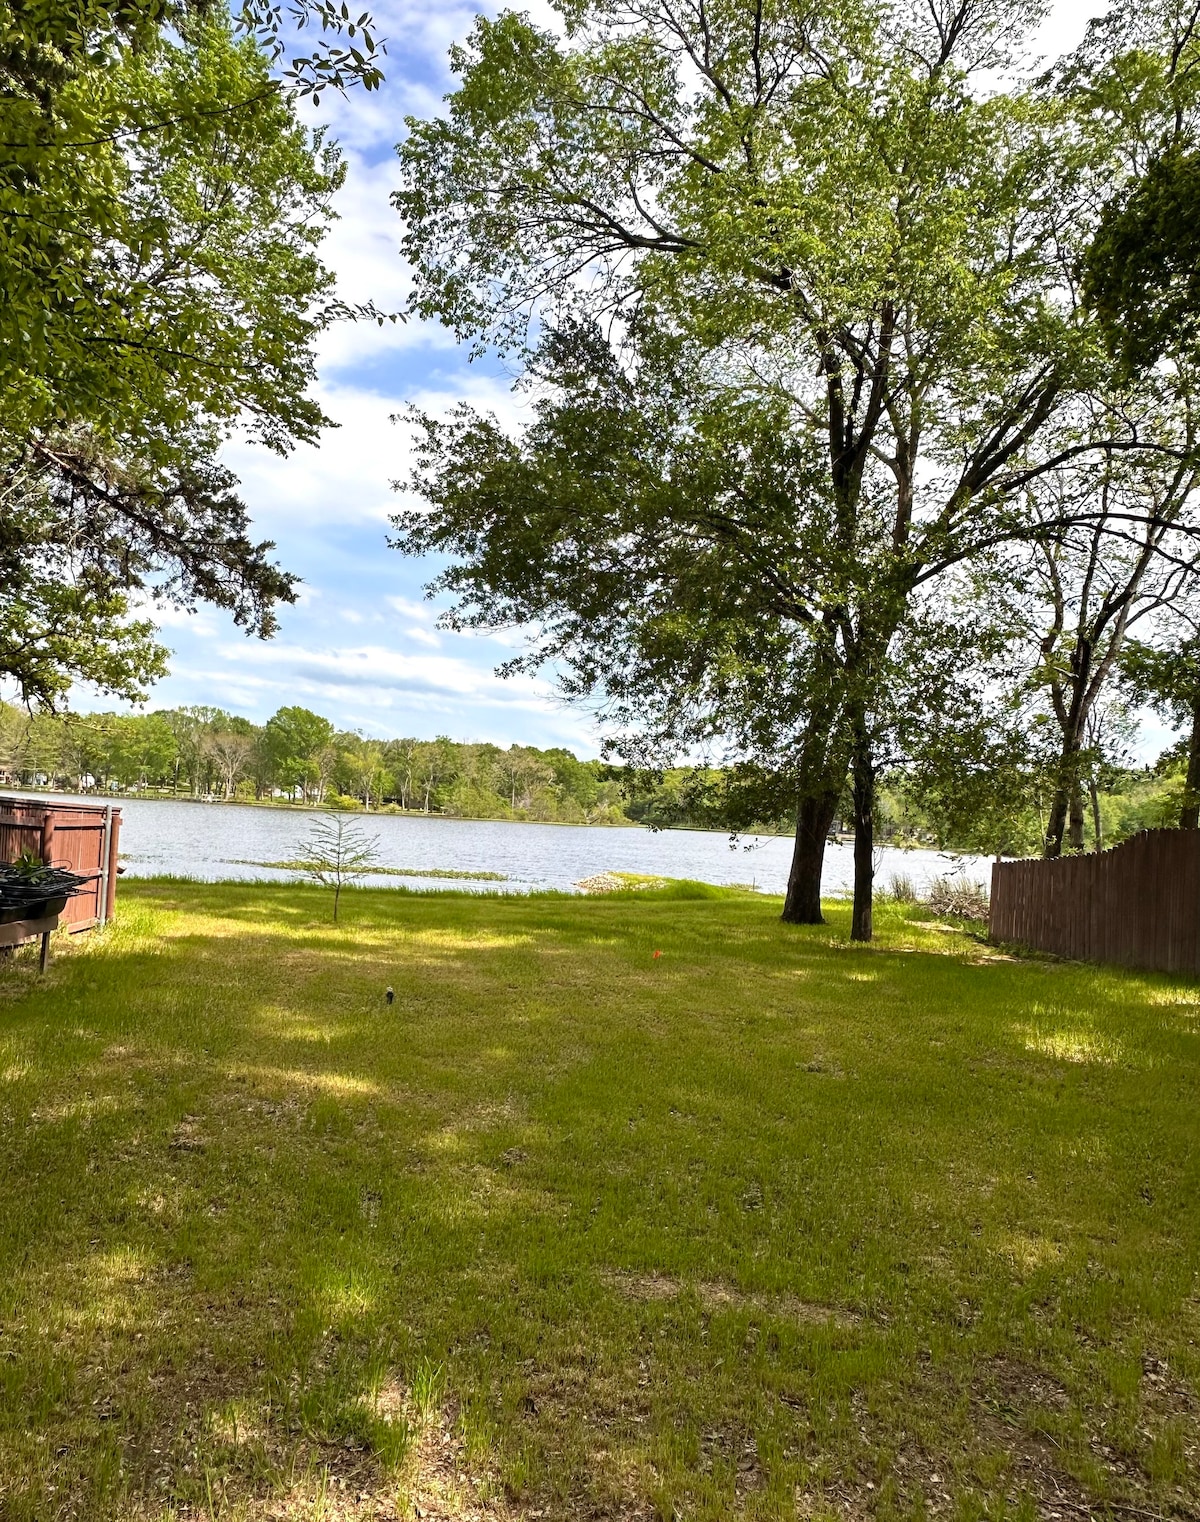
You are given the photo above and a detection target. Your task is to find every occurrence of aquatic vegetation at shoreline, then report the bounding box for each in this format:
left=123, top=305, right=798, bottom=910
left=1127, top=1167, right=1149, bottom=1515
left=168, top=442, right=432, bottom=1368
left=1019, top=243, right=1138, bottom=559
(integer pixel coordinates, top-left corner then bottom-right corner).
left=576, top=871, right=757, bottom=897
left=224, top=858, right=509, bottom=882
left=575, top=871, right=668, bottom=892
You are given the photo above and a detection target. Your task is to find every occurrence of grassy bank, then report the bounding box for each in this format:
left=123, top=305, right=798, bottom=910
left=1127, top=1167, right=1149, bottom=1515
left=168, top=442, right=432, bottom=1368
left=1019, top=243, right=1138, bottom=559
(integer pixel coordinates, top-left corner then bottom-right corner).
left=1, top=882, right=1198, bottom=1520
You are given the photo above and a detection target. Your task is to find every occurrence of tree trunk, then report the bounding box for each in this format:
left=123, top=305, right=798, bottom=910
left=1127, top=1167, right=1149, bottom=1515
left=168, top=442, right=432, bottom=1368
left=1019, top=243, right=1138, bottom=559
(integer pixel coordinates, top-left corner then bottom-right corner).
left=1182, top=690, right=1200, bottom=830
left=781, top=789, right=839, bottom=924
left=1043, top=623, right=1096, bottom=855
left=1089, top=777, right=1103, bottom=852
left=1067, top=783, right=1086, bottom=854
left=850, top=741, right=875, bottom=943
left=1044, top=783, right=1068, bottom=858
left=1047, top=736, right=1090, bottom=858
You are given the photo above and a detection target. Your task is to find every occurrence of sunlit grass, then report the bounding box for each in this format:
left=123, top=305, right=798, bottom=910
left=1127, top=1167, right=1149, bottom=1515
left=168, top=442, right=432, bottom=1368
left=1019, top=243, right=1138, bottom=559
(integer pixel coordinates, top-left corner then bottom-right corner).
left=0, top=880, right=1198, bottom=1519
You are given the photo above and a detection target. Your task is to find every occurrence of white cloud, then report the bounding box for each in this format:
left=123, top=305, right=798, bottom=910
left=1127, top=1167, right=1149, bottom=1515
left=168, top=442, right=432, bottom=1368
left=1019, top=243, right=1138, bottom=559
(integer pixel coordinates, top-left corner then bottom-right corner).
left=214, top=638, right=557, bottom=709
left=1034, top=2, right=1111, bottom=63
left=147, top=634, right=601, bottom=747
left=313, top=151, right=459, bottom=372
left=223, top=383, right=398, bottom=530
left=405, top=370, right=530, bottom=427
left=294, top=0, right=504, bottom=151
left=222, top=370, right=527, bottom=551
left=387, top=594, right=435, bottom=618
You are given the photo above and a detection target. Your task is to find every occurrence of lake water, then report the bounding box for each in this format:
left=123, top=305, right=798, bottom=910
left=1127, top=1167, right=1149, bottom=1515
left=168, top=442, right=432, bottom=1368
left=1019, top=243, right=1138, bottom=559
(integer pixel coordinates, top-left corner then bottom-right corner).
left=2, top=791, right=991, bottom=897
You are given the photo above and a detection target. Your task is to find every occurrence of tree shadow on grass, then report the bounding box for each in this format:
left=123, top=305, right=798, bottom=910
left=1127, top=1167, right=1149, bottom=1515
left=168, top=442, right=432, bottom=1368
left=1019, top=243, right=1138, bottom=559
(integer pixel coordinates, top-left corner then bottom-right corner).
left=0, top=883, right=1198, bottom=1518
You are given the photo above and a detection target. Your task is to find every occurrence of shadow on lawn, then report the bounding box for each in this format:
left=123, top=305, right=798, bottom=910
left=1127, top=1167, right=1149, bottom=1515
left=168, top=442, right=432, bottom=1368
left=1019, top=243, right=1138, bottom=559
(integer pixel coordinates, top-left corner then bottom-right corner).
left=0, top=882, right=1198, bottom=1519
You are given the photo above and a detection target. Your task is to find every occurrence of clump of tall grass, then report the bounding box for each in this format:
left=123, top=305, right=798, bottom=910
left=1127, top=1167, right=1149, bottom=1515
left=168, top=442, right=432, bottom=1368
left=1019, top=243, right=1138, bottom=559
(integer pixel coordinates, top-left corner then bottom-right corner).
left=884, top=872, right=918, bottom=903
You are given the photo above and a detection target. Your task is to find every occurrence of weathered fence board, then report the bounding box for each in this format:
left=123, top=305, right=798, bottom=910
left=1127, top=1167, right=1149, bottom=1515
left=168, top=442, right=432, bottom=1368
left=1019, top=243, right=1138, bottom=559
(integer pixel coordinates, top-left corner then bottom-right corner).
left=989, top=829, right=1200, bottom=974
left=0, top=798, right=121, bottom=929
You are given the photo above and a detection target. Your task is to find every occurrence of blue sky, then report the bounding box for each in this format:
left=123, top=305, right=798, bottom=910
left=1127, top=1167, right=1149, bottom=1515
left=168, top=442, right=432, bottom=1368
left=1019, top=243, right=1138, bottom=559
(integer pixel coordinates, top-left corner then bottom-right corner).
left=80, top=0, right=1113, bottom=755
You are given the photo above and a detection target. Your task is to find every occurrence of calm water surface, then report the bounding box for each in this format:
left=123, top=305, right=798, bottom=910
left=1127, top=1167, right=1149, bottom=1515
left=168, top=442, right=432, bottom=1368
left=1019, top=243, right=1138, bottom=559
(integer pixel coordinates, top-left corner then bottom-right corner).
left=3, top=792, right=989, bottom=896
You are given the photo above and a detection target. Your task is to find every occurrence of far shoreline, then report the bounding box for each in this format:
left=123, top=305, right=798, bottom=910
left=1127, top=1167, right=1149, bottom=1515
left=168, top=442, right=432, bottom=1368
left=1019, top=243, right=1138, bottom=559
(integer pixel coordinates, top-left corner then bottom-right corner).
left=0, top=784, right=793, bottom=839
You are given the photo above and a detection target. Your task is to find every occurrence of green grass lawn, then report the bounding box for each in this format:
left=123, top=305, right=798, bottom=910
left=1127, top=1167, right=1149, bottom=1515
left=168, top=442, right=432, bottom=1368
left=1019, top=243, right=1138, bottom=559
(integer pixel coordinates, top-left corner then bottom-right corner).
left=1, top=880, right=1198, bottom=1521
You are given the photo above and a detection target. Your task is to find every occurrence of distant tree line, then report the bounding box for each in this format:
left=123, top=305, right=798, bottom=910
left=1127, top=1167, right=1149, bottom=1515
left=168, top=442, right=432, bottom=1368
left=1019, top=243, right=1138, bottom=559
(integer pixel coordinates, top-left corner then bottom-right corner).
left=0, top=698, right=1185, bottom=854
left=0, top=702, right=634, bottom=826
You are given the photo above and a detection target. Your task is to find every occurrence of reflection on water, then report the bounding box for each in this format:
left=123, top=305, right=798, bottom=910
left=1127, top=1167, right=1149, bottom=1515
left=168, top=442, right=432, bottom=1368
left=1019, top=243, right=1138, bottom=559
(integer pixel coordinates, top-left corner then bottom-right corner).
left=2, top=791, right=989, bottom=896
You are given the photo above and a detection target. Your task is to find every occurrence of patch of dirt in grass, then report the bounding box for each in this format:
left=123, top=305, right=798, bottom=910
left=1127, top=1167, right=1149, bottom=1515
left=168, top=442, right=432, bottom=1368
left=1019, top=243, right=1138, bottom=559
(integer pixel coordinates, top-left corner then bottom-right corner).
left=402, top=1403, right=520, bottom=1521
left=141, top=1389, right=524, bottom=1522
left=798, top=1055, right=845, bottom=1076
left=697, top=1281, right=858, bottom=1325
left=169, top=1113, right=207, bottom=1152
left=793, top=1359, right=1176, bottom=1522
left=803, top=1423, right=1094, bottom=1521
left=1131, top=1352, right=1200, bottom=1493
left=972, top=1356, right=1134, bottom=1514
left=975, top=1349, right=1200, bottom=1502
left=198, top=1471, right=398, bottom=1522
left=603, top=1271, right=680, bottom=1301
left=601, top=1270, right=859, bottom=1326
left=693, top=1424, right=766, bottom=1497
left=978, top=1355, right=1067, bottom=1409
left=237, top=1090, right=308, bottom=1124
left=1139, top=1352, right=1200, bottom=1422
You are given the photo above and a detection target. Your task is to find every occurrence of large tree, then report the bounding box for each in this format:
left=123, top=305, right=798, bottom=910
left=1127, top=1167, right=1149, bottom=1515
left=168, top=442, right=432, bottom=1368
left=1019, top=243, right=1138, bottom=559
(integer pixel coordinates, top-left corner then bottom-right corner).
left=971, top=387, right=1200, bottom=858
left=1, top=1, right=386, bottom=706
left=262, top=705, right=335, bottom=800
left=401, top=323, right=1054, bottom=925
left=392, top=0, right=1200, bottom=931
left=400, top=326, right=854, bottom=920
left=395, top=0, right=1179, bottom=938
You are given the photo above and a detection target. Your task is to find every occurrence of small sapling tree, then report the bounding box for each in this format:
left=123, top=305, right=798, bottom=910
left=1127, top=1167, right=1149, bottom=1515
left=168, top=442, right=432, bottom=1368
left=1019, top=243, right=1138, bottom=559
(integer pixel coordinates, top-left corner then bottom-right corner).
left=297, top=816, right=380, bottom=921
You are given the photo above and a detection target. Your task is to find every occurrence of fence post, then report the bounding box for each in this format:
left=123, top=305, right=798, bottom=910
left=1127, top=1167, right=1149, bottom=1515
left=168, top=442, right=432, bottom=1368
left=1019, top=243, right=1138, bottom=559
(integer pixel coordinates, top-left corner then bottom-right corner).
left=104, top=810, right=120, bottom=925
left=39, top=810, right=54, bottom=867
left=98, top=806, right=112, bottom=928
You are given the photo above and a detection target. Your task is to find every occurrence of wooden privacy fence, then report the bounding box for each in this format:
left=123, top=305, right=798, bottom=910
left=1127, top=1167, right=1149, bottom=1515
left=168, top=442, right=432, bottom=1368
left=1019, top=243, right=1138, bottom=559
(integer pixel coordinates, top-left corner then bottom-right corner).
left=989, top=828, right=1200, bottom=975
left=0, top=797, right=121, bottom=930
